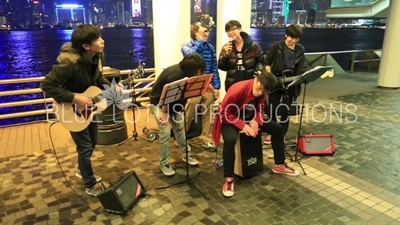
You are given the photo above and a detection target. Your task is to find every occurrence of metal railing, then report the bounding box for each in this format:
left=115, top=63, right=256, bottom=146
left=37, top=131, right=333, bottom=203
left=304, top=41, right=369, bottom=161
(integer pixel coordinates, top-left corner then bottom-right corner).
left=0, top=68, right=156, bottom=123
left=0, top=49, right=383, bottom=127
left=304, top=49, right=382, bottom=73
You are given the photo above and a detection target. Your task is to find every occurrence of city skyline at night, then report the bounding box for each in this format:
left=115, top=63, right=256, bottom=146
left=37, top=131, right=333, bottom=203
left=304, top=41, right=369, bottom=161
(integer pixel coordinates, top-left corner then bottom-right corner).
left=0, top=0, right=383, bottom=30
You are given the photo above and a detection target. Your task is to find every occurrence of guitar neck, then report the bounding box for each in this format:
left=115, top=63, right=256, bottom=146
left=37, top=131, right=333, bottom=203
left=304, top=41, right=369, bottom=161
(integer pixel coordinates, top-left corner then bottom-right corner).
left=282, top=75, right=301, bottom=83
left=121, top=69, right=142, bottom=86
left=90, top=68, right=142, bottom=103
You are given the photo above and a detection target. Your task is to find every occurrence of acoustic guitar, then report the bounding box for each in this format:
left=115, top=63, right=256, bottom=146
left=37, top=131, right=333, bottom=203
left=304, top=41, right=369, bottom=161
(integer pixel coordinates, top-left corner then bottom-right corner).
left=52, top=68, right=144, bottom=132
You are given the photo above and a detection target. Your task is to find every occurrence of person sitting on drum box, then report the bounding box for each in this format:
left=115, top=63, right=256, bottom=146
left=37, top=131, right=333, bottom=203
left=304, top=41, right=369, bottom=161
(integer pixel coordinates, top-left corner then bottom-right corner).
left=212, top=70, right=300, bottom=198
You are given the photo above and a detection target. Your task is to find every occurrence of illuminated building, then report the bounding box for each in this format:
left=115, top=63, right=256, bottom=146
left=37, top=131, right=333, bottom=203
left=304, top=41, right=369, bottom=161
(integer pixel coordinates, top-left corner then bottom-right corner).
left=116, top=1, right=125, bottom=24
left=132, top=0, right=142, bottom=19
left=55, top=4, right=86, bottom=25
left=269, top=0, right=289, bottom=23
left=31, top=0, right=41, bottom=27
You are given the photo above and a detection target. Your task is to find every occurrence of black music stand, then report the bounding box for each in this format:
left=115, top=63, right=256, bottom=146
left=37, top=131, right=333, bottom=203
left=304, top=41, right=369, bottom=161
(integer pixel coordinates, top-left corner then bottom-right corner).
left=285, top=66, right=334, bottom=175
left=155, top=74, right=213, bottom=201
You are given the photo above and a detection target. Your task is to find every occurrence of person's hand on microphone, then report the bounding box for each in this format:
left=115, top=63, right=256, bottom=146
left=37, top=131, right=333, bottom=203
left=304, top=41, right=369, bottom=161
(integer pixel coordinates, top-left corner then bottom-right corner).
left=224, top=39, right=232, bottom=55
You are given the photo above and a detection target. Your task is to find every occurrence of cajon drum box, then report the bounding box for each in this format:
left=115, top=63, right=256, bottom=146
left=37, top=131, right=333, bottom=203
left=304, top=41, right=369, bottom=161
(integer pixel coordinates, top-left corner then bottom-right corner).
left=234, top=132, right=264, bottom=178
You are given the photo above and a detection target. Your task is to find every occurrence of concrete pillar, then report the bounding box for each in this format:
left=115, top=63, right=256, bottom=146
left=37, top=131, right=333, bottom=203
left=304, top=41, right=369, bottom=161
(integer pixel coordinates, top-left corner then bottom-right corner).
left=216, top=0, right=252, bottom=101
left=152, top=0, right=190, bottom=77
left=377, top=0, right=400, bottom=88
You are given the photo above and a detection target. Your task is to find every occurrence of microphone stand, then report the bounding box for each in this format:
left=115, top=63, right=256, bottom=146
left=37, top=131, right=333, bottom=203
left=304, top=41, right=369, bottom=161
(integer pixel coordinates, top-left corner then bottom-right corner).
left=128, top=50, right=139, bottom=140
left=118, top=51, right=140, bottom=145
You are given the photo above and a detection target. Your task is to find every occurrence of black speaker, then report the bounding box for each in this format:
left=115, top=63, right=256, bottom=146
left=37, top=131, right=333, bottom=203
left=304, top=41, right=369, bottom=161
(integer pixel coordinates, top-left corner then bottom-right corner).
left=97, top=171, right=146, bottom=214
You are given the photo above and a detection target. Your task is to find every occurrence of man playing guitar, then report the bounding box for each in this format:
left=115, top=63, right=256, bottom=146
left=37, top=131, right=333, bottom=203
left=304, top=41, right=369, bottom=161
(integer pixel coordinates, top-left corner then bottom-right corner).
left=40, top=25, right=117, bottom=196
left=263, top=24, right=305, bottom=144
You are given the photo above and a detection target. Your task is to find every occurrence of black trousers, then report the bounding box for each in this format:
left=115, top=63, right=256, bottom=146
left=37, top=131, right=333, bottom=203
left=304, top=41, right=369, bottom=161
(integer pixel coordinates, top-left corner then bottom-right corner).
left=221, top=121, right=285, bottom=177
left=265, top=87, right=295, bottom=135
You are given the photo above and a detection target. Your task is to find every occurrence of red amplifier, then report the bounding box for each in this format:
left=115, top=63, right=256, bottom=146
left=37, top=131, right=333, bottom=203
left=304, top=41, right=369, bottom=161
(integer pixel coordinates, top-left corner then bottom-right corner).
left=297, top=134, right=335, bottom=155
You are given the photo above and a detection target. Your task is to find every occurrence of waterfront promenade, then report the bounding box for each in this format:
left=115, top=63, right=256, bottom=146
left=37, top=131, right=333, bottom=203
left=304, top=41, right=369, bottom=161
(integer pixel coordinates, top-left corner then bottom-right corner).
left=0, top=71, right=399, bottom=224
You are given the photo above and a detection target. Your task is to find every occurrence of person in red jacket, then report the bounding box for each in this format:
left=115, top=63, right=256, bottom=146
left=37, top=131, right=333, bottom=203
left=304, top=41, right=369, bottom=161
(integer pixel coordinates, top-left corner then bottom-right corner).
left=212, top=71, right=300, bottom=198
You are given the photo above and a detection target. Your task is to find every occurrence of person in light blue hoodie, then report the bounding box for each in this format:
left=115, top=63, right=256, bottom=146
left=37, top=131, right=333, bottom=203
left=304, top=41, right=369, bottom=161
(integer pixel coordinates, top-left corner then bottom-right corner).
left=181, top=18, right=220, bottom=151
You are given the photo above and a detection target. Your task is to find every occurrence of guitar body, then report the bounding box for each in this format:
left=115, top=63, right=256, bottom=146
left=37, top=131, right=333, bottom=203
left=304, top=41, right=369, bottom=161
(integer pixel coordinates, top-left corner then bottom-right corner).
left=49, top=64, right=143, bottom=132
left=270, top=70, right=294, bottom=93
left=269, top=69, right=335, bottom=94
left=52, top=86, right=108, bottom=132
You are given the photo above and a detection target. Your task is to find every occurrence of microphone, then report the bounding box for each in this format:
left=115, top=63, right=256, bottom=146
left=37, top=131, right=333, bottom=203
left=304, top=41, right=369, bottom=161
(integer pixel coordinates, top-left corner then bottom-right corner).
left=228, top=38, right=232, bottom=54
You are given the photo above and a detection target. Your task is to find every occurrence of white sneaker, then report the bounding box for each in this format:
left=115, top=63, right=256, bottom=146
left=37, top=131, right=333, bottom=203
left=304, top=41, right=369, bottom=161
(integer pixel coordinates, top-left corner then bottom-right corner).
left=160, top=164, right=175, bottom=176
left=202, top=142, right=217, bottom=152
left=175, top=140, right=191, bottom=151
left=76, top=172, right=102, bottom=182
left=85, top=183, right=104, bottom=197
left=222, top=177, right=234, bottom=198
left=181, top=153, right=199, bottom=166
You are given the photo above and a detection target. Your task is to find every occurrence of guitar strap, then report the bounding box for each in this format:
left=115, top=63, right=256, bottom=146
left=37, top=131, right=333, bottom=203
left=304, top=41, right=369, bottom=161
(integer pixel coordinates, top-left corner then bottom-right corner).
left=279, top=42, right=285, bottom=76
left=290, top=47, right=297, bottom=75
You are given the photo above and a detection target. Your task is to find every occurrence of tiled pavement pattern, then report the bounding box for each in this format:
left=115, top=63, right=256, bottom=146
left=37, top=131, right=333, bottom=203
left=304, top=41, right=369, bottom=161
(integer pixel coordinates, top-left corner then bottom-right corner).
left=1, top=71, right=400, bottom=225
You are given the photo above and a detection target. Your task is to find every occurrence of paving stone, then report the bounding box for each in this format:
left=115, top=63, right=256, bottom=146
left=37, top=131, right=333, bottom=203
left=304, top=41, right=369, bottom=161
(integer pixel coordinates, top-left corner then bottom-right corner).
left=2, top=74, right=400, bottom=224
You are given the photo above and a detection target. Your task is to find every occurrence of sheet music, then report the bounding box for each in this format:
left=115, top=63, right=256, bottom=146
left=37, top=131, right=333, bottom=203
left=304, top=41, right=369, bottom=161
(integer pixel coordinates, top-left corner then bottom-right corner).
left=158, top=77, right=187, bottom=106
left=184, top=74, right=213, bottom=99
left=287, top=66, right=333, bottom=87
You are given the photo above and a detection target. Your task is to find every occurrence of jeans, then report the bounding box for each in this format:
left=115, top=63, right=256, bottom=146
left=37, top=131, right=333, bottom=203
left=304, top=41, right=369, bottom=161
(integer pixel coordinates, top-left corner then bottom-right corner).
left=70, top=121, right=98, bottom=188
left=221, top=121, right=285, bottom=177
left=266, top=87, right=295, bottom=135
left=149, top=105, right=188, bottom=165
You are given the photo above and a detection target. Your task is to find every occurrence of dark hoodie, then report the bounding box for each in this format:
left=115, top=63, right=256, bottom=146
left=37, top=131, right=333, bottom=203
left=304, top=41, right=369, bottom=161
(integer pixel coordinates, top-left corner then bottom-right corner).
left=217, top=31, right=264, bottom=92
left=40, top=42, right=111, bottom=104
left=264, top=40, right=306, bottom=100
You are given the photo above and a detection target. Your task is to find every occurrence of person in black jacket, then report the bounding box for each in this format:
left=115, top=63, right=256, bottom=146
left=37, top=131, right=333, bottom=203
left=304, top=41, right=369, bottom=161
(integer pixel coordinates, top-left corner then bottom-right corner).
left=148, top=53, right=209, bottom=177
left=40, top=24, right=118, bottom=196
left=218, top=20, right=264, bottom=92
left=263, top=24, right=306, bottom=144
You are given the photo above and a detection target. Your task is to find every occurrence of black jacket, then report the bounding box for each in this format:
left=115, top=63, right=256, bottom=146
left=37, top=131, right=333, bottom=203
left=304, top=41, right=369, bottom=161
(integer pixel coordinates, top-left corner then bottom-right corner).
left=265, top=40, right=306, bottom=98
left=40, top=42, right=111, bottom=103
left=149, top=64, right=187, bottom=114
left=265, top=40, right=305, bottom=76
left=218, top=32, right=264, bottom=92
